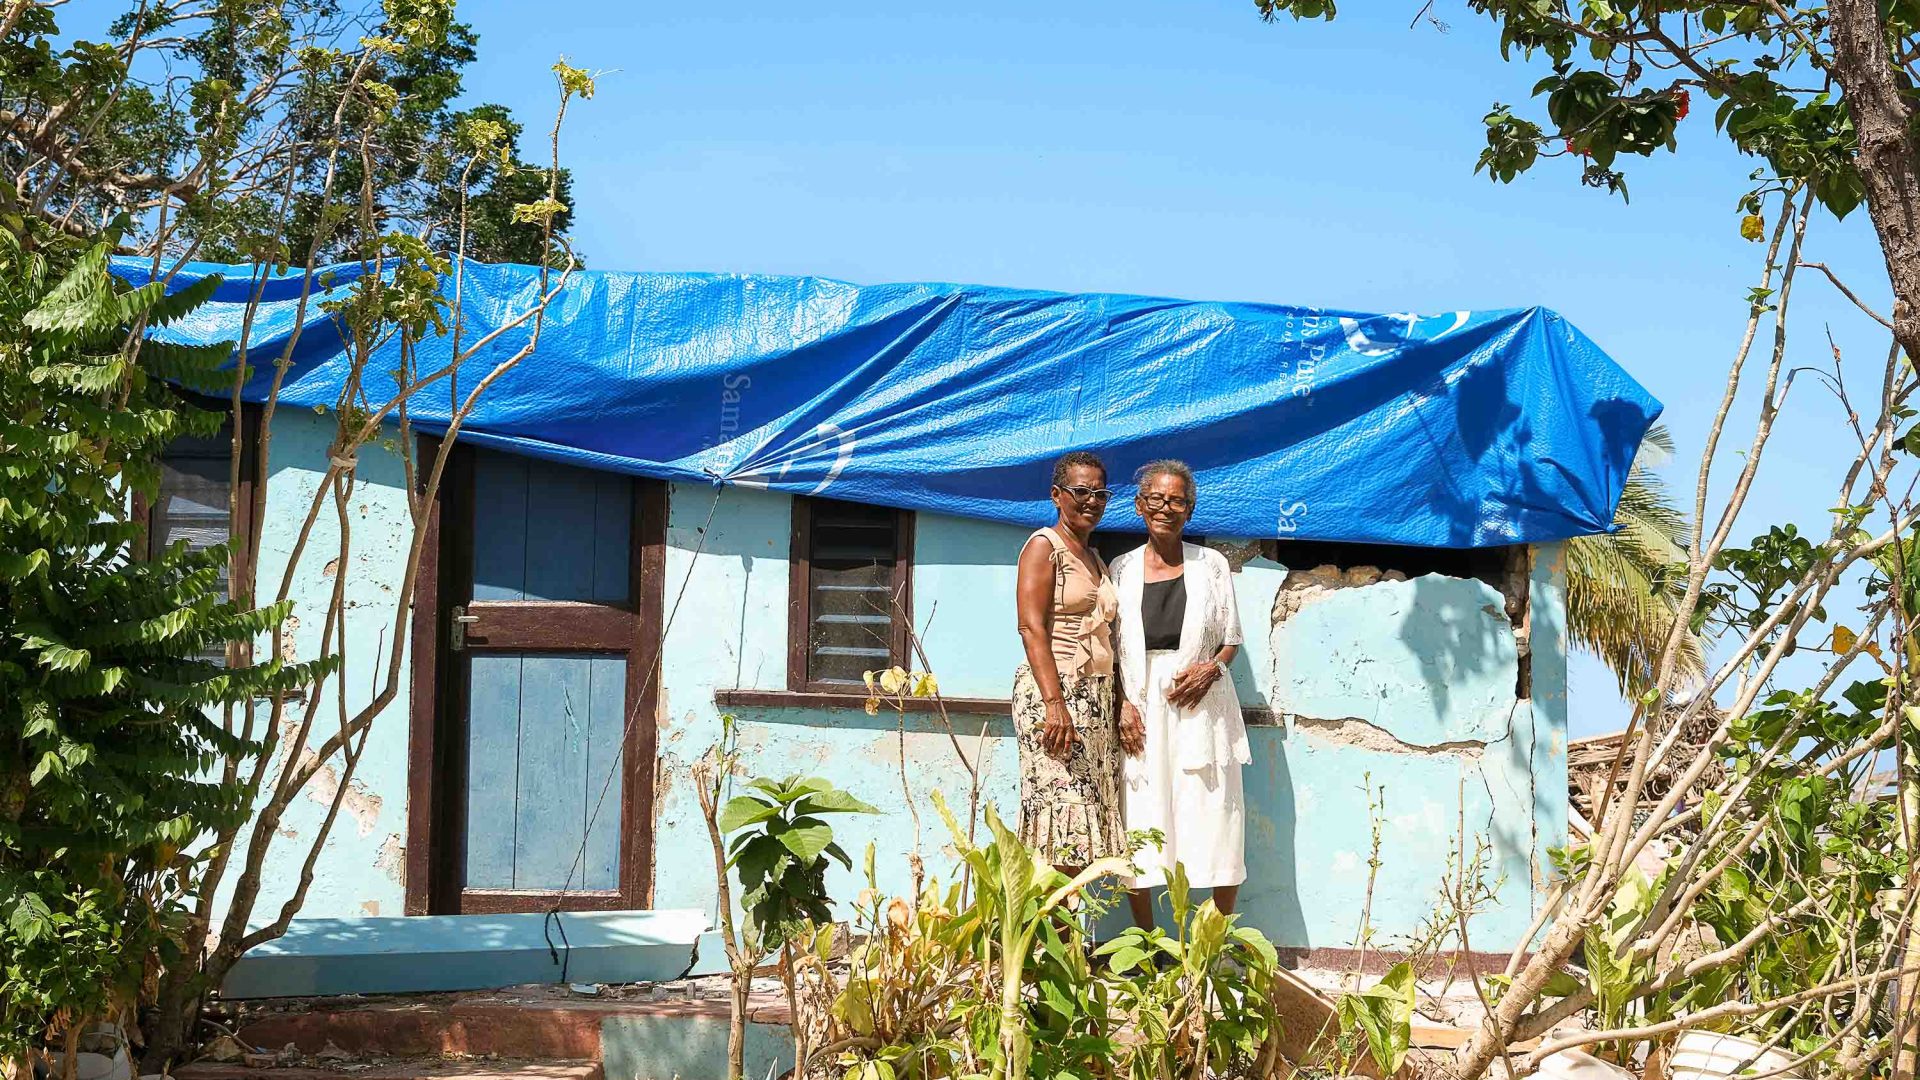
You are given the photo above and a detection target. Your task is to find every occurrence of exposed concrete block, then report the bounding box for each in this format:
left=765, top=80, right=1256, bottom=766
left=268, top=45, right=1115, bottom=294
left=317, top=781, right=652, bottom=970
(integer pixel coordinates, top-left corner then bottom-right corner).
left=1289, top=715, right=1489, bottom=760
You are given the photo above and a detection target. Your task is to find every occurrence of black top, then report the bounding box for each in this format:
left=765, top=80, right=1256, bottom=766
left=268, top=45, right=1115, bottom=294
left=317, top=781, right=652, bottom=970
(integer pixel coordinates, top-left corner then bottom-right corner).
left=1141, top=574, right=1186, bottom=651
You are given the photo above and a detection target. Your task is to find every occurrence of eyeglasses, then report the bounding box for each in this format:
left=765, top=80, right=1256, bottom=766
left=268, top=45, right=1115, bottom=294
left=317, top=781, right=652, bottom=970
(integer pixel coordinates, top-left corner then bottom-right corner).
left=1055, top=484, right=1113, bottom=504
left=1140, top=492, right=1193, bottom=512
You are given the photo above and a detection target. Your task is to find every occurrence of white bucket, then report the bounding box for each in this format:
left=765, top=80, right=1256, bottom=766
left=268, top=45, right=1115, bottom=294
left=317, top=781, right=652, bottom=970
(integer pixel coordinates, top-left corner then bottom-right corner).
left=1534, top=1047, right=1636, bottom=1080
left=1669, top=1030, right=1801, bottom=1080
left=73, top=1049, right=130, bottom=1080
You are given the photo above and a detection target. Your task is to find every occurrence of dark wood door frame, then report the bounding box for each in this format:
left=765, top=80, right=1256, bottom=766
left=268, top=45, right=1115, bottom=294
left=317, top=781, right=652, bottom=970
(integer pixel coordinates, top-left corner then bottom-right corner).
left=404, top=437, right=667, bottom=915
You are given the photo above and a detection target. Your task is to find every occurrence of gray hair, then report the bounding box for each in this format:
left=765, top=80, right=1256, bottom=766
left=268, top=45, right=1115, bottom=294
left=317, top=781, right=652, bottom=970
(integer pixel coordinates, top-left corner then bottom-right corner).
left=1134, top=459, right=1195, bottom=497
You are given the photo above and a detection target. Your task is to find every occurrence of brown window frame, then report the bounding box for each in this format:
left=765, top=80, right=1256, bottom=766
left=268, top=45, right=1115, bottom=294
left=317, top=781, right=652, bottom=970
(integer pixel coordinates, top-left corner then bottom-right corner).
left=787, top=495, right=915, bottom=695
left=136, top=395, right=263, bottom=668
left=139, top=394, right=264, bottom=593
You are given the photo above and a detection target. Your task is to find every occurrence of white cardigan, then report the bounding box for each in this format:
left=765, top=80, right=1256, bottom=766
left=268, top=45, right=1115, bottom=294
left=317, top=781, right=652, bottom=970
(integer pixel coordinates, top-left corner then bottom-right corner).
left=1112, top=543, right=1251, bottom=773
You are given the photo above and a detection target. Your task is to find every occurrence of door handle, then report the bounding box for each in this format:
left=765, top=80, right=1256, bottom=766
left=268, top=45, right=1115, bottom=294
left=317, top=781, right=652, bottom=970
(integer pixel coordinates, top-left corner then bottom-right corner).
left=450, top=606, right=480, bottom=651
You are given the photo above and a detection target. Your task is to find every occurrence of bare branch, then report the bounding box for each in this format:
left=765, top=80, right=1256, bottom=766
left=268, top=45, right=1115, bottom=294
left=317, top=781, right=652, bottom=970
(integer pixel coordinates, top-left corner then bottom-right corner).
left=1801, top=261, right=1896, bottom=328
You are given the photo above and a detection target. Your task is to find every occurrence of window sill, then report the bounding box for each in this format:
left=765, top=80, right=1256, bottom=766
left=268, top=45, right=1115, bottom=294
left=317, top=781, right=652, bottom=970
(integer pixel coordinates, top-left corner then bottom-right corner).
left=711, top=691, right=1279, bottom=725
left=713, top=688, right=1011, bottom=715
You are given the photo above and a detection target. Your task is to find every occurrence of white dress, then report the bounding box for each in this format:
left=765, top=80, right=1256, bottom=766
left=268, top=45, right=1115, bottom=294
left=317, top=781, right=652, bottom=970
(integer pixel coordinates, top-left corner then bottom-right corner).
left=1113, top=543, right=1250, bottom=890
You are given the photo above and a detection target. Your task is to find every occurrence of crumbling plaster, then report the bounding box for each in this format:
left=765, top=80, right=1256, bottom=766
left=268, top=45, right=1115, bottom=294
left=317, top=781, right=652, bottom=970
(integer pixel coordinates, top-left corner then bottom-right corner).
left=237, top=414, right=1568, bottom=954
left=1251, top=555, right=1566, bottom=946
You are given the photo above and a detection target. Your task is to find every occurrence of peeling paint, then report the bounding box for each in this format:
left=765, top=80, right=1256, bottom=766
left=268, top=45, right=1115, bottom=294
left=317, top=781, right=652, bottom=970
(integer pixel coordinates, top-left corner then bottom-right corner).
left=302, top=764, right=385, bottom=837
left=373, top=833, right=405, bottom=885
left=236, top=415, right=1571, bottom=958
left=210, top=410, right=417, bottom=926
left=278, top=615, right=301, bottom=663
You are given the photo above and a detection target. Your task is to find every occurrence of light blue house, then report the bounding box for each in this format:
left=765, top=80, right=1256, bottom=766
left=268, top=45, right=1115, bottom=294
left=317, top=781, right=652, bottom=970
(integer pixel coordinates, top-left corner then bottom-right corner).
left=134, top=261, right=1655, bottom=982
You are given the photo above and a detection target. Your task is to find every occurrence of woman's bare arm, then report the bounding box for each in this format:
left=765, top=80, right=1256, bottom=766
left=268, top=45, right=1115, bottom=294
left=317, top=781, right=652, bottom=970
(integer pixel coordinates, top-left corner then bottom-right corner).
left=1016, top=535, right=1077, bottom=757
left=1016, top=536, right=1063, bottom=701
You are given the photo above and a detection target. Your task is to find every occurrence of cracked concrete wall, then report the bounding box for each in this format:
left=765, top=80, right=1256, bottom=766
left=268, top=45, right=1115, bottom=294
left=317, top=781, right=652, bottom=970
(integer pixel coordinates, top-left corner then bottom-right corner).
left=654, top=497, right=1565, bottom=952
left=1254, top=552, right=1566, bottom=950
left=247, top=426, right=1567, bottom=954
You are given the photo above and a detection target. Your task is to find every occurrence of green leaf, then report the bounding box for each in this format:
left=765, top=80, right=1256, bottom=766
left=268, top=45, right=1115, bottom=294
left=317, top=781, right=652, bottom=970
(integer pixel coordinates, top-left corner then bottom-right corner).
left=716, top=795, right=780, bottom=834
left=1229, top=924, right=1280, bottom=970
left=144, top=271, right=224, bottom=326
left=1168, top=861, right=1191, bottom=924
left=1339, top=960, right=1417, bottom=1076
left=749, top=775, right=831, bottom=805
left=7, top=893, right=55, bottom=943
left=24, top=244, right=114, bottom=335
left=731, top=836, right=788, bottom=888
left=794, top=787, right=880, bottom=815
left=772, top=819, right=835, bottom=863
left=1105, top=945, right=1148, bottom=974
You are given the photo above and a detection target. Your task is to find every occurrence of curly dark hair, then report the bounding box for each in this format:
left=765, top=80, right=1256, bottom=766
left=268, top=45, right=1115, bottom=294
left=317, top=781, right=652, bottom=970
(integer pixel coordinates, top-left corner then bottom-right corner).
left=1051, top=450, right=1107, bottom=488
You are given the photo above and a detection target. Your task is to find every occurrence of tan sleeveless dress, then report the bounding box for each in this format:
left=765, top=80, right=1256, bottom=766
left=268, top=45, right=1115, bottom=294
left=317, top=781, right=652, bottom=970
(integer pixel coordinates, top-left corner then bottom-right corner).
left=1013, top=527, right=1126, bottom=866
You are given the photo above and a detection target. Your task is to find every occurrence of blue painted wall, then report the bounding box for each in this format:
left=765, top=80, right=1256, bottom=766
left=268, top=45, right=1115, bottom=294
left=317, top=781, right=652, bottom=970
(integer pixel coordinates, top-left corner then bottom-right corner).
left=241, top=416, right=1568, bottom=954
left=222, top=409, right=416, bottom=924
left=1252, top=562, right=1567, bottom=949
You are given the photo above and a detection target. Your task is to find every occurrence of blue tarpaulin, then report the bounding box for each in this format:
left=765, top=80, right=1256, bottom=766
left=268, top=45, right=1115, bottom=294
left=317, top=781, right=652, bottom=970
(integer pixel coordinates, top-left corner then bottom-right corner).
left=114, top=257, right=1660, bottom=547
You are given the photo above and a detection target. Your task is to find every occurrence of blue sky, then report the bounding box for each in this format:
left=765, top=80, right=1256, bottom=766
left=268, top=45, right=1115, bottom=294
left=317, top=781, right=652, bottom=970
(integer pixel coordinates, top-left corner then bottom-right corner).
left=444, top=0, right=1898, bottom=738
left=61, top=0, right=1883, bottom=735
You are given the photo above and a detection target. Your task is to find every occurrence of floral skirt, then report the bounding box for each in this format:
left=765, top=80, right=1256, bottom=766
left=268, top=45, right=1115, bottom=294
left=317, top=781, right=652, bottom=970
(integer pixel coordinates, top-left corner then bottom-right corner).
left=1012, top=665, right=1126, bottom=866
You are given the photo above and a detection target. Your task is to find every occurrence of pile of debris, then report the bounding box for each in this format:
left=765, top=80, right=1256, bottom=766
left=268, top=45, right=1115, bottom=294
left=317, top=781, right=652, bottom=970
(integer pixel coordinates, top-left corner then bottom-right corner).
left=1568, top=702, right=1726, bottom=834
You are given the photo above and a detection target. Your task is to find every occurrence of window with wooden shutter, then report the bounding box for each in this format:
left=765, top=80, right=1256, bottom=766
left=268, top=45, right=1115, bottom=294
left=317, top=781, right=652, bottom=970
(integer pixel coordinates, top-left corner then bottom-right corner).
left=144, top=397, right=259, bottom=663
left=149, top=400, right=259, bottom=576
left=151, top=423, right=235, bottom=571
left=788, top=497, right=913, bottom=692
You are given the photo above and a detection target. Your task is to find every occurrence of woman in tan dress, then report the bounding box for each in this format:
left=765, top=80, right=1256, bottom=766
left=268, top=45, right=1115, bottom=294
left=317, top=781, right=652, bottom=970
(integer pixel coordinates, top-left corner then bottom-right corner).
left=1013, top=451, right=1135, bottom=870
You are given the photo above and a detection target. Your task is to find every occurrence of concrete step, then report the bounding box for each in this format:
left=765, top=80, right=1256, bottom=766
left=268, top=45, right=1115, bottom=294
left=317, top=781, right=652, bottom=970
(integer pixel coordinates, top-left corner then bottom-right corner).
left=223, top=911, right=713, bottom=999
left=230, top=994, right=791, bottom=1060
left=220, top=986, right=794, bottom=1080
left=178, top=1062, right=602, bottom=1080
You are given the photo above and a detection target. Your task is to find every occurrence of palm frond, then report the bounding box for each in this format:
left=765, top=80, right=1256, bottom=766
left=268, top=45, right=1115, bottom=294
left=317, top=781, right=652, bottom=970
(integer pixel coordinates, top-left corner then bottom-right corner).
left=1566, top=424, right=1705, bottom=699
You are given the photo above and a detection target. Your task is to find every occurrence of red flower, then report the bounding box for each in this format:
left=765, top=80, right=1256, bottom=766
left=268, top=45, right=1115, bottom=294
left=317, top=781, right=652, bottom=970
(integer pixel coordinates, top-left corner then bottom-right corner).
left=1674, top=87, right=1691, bottom=120
left=1564, top=138, right=1591, bottom=158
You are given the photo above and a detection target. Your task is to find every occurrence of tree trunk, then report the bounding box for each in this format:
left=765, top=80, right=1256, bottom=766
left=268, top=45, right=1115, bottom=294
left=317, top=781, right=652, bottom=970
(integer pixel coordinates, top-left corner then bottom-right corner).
left=140, top=964, right=210, bottom=1073
left=1449, top=912, right=1588, bottom=1079
left=1897, top=901, right=1918, bottom=1080
left=1827, top=0, right=1920, bottom=365
left=728, top=961, right=749, bottom=1080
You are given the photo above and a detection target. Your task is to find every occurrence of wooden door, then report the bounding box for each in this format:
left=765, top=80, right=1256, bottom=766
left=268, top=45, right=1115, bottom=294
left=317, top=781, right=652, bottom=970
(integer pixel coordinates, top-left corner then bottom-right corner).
left=407, top=441, right=665, bottom=915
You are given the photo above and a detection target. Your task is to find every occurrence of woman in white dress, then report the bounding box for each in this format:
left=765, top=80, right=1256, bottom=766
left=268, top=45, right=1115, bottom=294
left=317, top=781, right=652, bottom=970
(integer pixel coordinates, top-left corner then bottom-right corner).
left=1112, top=460, right=1250, bottom=925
